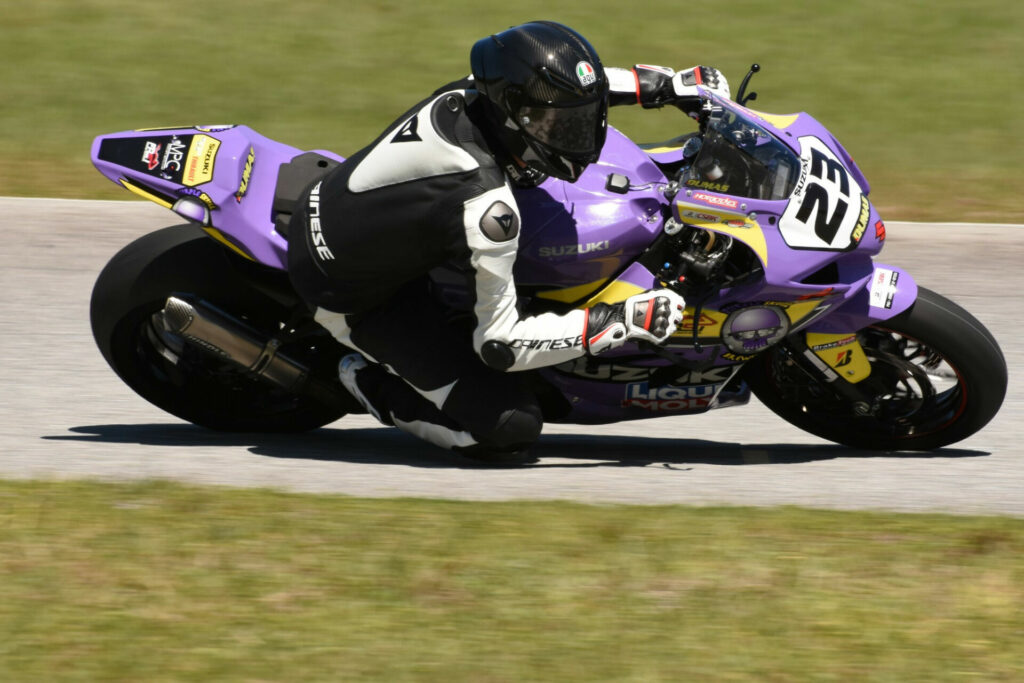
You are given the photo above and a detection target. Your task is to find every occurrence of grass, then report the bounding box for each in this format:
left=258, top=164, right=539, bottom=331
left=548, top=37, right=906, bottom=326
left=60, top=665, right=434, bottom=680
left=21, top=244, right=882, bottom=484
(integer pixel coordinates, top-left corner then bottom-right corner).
left=2, top=0, right=1022, bottom=221
left=1, top=478, right=1023, bottom=680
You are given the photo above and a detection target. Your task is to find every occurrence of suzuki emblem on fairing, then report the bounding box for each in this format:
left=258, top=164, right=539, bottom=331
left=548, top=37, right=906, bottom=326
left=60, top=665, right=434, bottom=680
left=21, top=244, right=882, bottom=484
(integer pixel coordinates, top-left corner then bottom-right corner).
left=538, top=240, right=610, bottom=258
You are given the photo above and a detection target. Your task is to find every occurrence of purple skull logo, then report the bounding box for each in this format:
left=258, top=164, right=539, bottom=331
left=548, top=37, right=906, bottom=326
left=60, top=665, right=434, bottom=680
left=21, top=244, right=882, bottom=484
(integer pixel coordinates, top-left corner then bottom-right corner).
left=722, top=305, right=789, bottom=353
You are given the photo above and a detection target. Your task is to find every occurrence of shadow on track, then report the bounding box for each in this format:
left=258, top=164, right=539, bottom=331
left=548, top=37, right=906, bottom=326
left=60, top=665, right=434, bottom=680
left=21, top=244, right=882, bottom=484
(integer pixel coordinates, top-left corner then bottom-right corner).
left=47, top=423, right=990, bottom=469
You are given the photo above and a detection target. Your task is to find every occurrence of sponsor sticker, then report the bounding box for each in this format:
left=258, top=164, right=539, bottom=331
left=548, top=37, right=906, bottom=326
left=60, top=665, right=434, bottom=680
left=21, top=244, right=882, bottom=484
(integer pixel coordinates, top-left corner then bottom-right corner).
left=622, top=378, right=720, bottom=411
left=576, top=61, right=597, bottom=86
left=682, top=210, right=719, bottom=223
left=809, top=334, right=857, bottom=352
left=850, top=195, right=870, bottom=243
left=685, top=179, right=730, bottom=192
left=183, top=134, right=220, bottom=187
left=142, top=141, right=161, bottom=170
left=161, top=135, right=187, bottom=172
left=721, top=305, right=790, bottom=353
left=177, top=187, right=218, bottom=211
left=622, top=382, right=714, bottom=411
left=235, top=146, right=255, bottom=203
left=869, top=268, right=899, bottom=309
left=692, top=192, right=739, bottom=210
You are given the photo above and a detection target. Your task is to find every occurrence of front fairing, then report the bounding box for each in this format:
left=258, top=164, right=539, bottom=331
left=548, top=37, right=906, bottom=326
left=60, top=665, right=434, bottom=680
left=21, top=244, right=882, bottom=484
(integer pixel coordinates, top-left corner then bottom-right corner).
left=668, top=93, right=896, bottom=312
left=521, top=93, right=918, bottom=423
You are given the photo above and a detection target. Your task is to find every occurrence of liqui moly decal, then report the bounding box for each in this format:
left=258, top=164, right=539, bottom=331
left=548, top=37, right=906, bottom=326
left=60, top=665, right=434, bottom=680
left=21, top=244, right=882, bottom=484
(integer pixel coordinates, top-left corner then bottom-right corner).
left=622, top=381, right=717, bottom=412
left=692, top=192, right=739, bottom=209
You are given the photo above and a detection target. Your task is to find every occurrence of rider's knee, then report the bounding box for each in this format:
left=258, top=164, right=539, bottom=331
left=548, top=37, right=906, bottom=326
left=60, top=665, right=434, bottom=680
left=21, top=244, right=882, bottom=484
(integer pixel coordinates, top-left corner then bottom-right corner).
left=474, top=405, right=543, bottom=452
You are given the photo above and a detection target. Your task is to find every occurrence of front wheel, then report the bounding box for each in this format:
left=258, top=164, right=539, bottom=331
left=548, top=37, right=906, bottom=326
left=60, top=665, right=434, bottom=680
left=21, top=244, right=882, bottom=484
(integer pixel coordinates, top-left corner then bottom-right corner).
left=746, top=287, right=1007, bottom=451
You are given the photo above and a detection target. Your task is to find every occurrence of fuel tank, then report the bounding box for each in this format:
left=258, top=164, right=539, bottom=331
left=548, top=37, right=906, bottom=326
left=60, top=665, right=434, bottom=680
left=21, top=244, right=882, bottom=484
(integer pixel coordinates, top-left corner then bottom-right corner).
left=512, top=127, right=670, bottom=300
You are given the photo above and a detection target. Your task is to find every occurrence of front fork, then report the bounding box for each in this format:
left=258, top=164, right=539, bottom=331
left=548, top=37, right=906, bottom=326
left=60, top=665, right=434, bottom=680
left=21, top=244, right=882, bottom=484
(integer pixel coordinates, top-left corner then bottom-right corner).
left=777, top=333, right=876, bottom=416
left=778, top=262, right=920, bottom=415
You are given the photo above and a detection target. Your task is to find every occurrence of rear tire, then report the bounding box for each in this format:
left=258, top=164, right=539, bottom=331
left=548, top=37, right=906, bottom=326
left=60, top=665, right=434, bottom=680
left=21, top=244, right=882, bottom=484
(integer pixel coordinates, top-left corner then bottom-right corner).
left=90, top=225, right=347, bottom=432
left=746, top=287, right=1007, bottom=450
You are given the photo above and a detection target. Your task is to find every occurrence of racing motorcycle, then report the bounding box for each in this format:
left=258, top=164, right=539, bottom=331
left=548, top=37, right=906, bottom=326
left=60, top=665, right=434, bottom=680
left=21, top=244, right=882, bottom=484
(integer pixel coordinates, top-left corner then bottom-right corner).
left=89, top=65, right=1007, bottom=451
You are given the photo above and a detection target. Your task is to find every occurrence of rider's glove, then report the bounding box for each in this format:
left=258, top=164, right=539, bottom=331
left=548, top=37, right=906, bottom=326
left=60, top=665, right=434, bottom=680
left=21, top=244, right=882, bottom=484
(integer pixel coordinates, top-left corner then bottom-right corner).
left=583, top=289, right=686, bottom=355
left=632, top=64, right=730, bottom=116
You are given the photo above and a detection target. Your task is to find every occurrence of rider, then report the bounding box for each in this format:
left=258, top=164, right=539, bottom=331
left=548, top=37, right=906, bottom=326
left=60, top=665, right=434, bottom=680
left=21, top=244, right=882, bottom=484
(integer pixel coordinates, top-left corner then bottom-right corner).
left=287, top=21, right=729, bottom=461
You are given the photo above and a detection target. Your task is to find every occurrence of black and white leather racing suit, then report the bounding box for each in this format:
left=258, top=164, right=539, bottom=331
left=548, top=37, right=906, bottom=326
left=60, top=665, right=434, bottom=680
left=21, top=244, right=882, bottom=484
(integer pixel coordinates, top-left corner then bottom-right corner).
left=288, top=66, right=725, bottom=455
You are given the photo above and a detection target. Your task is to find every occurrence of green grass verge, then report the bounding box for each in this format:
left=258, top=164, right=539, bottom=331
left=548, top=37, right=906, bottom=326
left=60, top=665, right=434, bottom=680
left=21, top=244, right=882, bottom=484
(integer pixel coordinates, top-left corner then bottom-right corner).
left=2, top=478, right=1023, bottom=681
left=3, top=0, right=1022, bottom=222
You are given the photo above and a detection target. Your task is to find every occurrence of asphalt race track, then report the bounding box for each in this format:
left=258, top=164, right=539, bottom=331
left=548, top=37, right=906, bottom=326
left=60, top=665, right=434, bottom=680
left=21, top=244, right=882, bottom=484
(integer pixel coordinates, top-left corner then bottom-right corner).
left=2, top=197, right=1021, bottom=516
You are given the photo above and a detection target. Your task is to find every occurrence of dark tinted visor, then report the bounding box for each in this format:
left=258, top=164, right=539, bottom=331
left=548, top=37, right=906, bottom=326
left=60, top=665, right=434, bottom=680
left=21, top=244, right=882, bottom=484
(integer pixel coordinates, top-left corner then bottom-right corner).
left=517, top=100, right=603, bottom=154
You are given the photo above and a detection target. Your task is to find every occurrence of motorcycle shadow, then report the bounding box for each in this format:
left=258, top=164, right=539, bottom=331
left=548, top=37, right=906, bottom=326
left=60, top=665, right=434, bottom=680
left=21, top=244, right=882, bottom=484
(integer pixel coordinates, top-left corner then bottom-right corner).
left=52, top=423, right=990, bottom=469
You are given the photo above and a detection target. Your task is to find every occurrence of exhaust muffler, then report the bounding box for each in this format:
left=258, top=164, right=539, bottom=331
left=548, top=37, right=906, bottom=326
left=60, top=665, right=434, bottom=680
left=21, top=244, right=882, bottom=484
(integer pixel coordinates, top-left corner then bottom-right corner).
left=159, top=295, right=308, bottom=390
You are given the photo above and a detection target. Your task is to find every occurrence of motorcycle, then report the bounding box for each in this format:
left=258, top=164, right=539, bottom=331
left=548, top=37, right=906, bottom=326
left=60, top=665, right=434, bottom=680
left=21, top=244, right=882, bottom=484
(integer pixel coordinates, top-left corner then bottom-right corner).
left=89, top=65, right=1007, bottom=451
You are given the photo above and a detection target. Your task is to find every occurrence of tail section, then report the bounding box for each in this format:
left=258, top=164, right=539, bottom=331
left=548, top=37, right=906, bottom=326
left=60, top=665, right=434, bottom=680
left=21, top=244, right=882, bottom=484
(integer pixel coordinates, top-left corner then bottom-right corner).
left=90, top=125, right=344, bottom=270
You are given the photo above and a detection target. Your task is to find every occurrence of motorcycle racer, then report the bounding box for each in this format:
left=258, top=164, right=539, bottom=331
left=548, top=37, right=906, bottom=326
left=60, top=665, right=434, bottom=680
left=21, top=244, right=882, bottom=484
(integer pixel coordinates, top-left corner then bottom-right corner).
left=287, top=21, right=728, bottom=461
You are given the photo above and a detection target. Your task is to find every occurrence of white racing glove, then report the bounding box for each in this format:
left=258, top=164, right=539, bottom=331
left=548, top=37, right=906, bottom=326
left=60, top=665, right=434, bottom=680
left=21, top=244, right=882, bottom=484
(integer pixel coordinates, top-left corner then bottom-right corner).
left=615, top=64, right=730, bottom=115
left=583, top=289, right=686, bottom=355
left=672, top=65, right=730, bottom=101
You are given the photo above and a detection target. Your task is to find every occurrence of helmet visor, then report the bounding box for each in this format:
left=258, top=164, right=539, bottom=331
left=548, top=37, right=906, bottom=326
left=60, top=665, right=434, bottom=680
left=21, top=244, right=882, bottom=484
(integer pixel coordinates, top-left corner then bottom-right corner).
left=517, top=100, right=604, bottom=155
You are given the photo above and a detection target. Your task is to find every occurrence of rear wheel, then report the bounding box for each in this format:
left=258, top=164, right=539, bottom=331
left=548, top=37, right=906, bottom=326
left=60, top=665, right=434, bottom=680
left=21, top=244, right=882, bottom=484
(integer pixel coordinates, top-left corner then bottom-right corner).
left=90, top=225, right=347, bottom=432
left=746, top=287, right=1006, bottom=450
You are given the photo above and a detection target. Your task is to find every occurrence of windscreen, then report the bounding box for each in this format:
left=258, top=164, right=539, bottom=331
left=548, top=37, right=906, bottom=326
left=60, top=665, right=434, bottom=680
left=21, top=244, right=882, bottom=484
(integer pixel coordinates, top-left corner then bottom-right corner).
left=680, top=108, right=800, bottom=201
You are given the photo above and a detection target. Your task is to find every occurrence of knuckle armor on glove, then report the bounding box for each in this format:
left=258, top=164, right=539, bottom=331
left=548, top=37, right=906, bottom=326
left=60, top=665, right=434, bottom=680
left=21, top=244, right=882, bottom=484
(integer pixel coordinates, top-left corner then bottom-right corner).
left=673, top=66, right=730, bottom=101
left=583, top=289, right=686, bottom=355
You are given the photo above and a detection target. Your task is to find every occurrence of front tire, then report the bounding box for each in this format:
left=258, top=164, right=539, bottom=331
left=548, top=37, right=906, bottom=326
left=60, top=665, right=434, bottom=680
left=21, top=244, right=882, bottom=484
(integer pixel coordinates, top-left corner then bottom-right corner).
left=91, top=225, right=347, bottom=432
left=746, top=287, right=1007, bottom=450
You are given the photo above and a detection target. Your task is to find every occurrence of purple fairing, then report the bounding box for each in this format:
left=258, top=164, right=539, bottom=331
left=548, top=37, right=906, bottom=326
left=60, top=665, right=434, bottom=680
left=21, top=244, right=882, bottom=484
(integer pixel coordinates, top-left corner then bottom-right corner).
left=91, top=90, right=918, bottom=424
left=513, top=127, right=669, bottom=290
left=91, top=126, right=344, bottom=270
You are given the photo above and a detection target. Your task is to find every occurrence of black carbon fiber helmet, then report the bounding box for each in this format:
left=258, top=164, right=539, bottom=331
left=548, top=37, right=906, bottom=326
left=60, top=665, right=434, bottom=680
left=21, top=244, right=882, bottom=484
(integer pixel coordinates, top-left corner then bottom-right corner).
left=471, top=21, right=609, bottom=182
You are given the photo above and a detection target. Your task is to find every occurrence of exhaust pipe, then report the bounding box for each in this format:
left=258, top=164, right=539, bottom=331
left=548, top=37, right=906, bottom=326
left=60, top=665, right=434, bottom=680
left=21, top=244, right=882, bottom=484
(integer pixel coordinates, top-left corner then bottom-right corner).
left=160, top=295, right=308, bottom=390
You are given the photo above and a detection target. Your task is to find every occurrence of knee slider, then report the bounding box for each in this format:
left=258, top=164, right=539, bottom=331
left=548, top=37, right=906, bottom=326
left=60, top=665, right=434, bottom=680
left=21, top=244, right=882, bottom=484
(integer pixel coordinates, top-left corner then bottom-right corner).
left=476, top=406, right=542, bottom=452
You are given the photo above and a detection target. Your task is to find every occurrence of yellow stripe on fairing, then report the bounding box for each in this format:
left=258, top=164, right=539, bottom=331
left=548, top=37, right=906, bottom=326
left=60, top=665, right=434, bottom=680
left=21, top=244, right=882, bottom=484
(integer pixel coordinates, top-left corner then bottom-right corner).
left=643, top=144, right=686, bottom=154
left=747, top=110, right=800, bottom=130
left=675, top=200, right=770, bottom=266
left=779, top=300, right=822, bottom=325
left=118, top=178, right=172, bottom=208
left=535, top=279, right=610, bottom=303
left=580, top=280, right=646, bottom=308
left=202, top=227, right=255, bottom=261
left=133, top=126, right=192, bottom=132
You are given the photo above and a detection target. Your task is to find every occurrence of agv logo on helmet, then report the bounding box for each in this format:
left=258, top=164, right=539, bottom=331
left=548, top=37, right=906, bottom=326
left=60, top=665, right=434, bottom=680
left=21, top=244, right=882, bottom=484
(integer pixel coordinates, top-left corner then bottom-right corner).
left=576, top=62, right=597, bottom=86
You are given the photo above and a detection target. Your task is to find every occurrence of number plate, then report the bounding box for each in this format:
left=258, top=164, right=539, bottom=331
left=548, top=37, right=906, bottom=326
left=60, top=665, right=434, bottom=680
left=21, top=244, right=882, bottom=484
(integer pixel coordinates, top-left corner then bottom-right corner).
left=779, top=136, right=869, bottom=251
